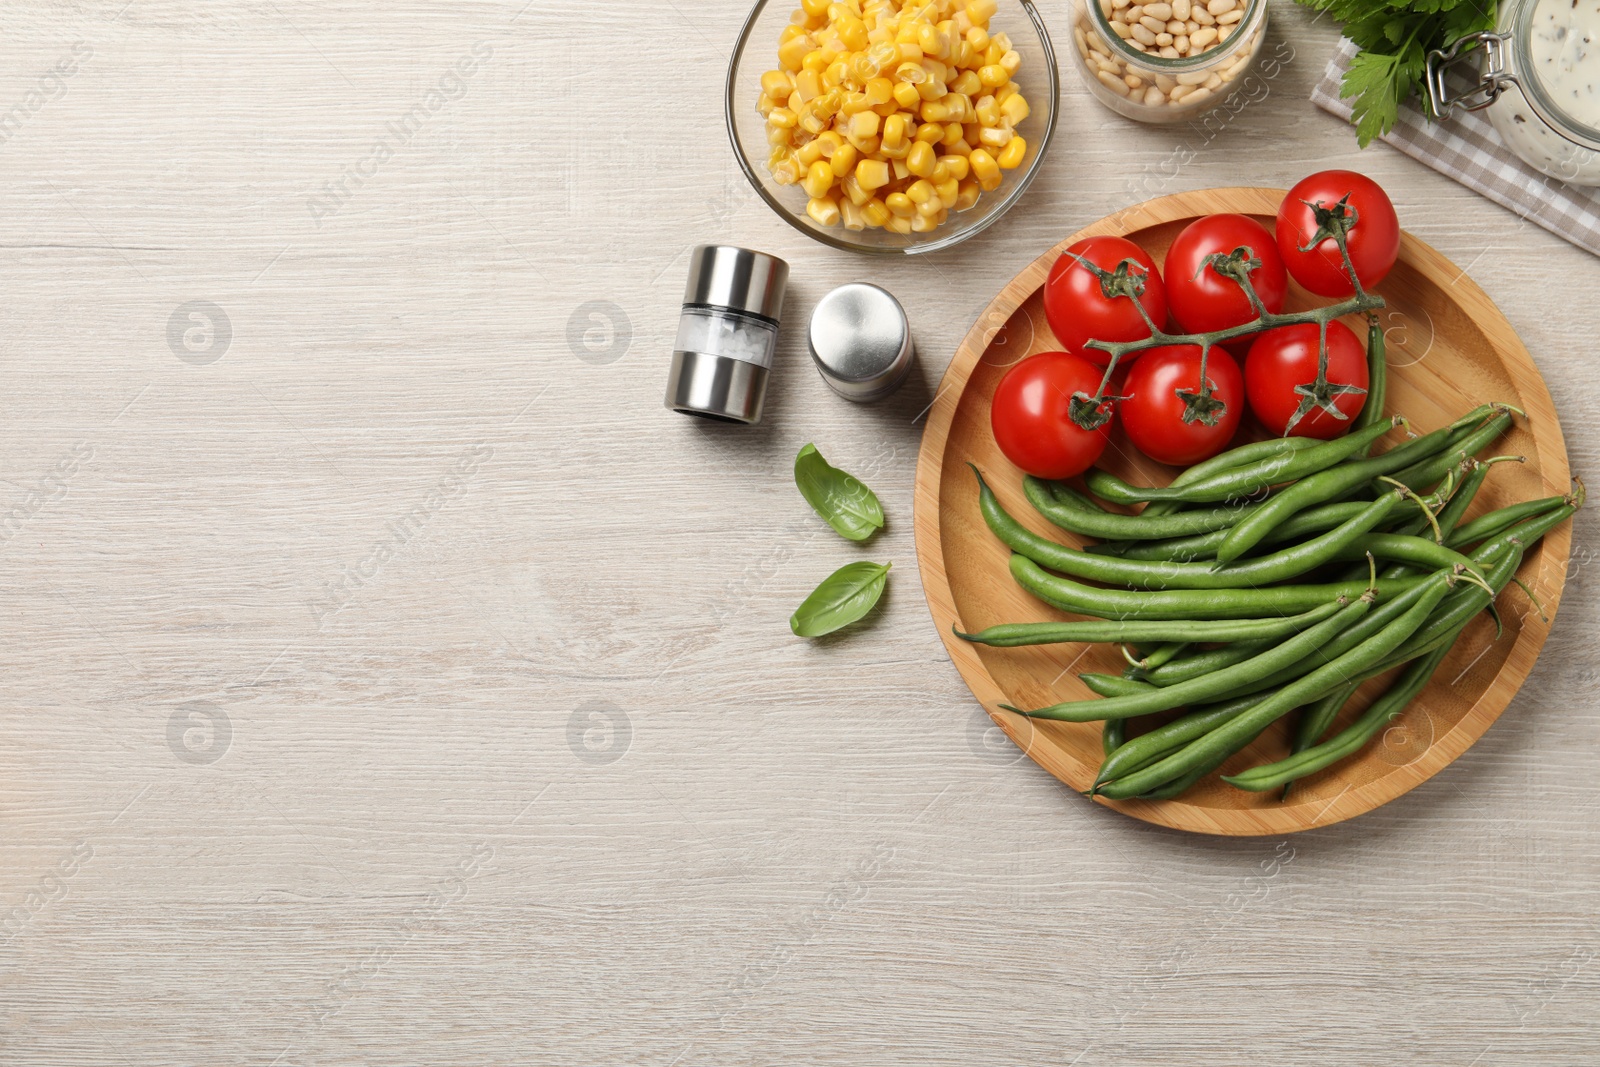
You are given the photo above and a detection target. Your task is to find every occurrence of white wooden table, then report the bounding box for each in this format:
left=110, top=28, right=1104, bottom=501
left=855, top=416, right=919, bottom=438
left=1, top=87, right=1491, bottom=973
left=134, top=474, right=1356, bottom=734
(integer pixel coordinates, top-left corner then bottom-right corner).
left=2, top=2, right=1598, bottom=1063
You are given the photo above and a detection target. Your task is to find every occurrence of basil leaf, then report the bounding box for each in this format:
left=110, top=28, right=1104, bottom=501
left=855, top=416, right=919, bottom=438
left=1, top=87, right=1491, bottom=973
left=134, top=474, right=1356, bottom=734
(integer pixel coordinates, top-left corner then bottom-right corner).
left=794, top=443, right=884, bottom=542
left=790, top=561, right=891, bottom=638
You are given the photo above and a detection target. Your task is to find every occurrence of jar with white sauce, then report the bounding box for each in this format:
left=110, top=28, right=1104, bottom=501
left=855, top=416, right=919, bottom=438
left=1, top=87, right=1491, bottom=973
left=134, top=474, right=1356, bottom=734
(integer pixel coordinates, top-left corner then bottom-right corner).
left=1067, top=0, right=1269, bottom=122
left=1428, top=0, right=1600, bottom=185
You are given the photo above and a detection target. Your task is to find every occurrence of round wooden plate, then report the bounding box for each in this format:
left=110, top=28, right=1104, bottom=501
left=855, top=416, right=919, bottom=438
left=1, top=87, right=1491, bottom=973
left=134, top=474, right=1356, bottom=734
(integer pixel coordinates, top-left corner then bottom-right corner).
left=914, top=188, right=1572, bottom=835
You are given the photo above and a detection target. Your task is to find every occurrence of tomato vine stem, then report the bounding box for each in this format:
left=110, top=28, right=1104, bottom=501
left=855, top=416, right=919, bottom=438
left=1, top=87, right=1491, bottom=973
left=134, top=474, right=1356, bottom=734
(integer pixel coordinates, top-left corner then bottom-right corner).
left=1067, top=205, right=1385, bottom=434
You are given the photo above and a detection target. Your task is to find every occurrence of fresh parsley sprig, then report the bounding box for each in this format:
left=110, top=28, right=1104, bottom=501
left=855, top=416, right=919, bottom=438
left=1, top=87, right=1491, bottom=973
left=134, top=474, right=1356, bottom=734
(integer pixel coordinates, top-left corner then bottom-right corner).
left=1298, top=0, right=1497, bottom=146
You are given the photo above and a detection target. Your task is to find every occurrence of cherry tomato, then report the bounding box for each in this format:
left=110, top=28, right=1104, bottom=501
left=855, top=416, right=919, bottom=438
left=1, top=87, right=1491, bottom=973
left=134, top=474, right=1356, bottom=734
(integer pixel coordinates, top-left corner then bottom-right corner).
left=1043, top=236, right=1166, bottom=367
left=990, top=351, right=1113, bottom=479
left=1276, top=171, right=1400, bottom=298
left=1120, top=345, right=1244, bottom=467
left=1164, top=214, right=1288, bottom=351
left=1244, top=321, right=1369, bottom=439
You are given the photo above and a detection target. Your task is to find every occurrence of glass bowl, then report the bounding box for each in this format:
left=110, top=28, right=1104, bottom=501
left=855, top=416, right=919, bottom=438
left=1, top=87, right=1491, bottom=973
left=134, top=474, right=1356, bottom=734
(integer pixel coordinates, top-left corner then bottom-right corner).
left=726, top=0, right=1060, bottom=255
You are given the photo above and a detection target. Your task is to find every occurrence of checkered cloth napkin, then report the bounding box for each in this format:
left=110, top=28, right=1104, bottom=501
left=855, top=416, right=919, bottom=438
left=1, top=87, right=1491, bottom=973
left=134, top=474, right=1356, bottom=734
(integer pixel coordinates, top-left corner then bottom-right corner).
left=1311, top=37, right=1600, bottom=257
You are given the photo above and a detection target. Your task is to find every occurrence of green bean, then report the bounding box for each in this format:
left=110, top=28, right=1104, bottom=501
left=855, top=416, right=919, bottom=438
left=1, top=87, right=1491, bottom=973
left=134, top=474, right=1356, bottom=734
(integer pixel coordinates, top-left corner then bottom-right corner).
left=1373, top=492, right=1579, bottom=670
left=1083, top=418, right=1402, bottom=506
left=1024, top=477, right=1247, bottom=542
left=1095, top=573, right=1454, bottom=798
left=1136, top=641, right=1189, bottom=671
left=1214, top=418, right=1469, bottom=563
left=1139, top=435, right=1327, bottom=520
left=1383, top=409, right=1515, bottom=493
left=1102, top=719, right=1126, bottom=758
left=1226, top=641, right=1454, bottom=792
left=1127, top=720, right=1273, bottom=800
left=1187, top=566, right=1448, bottom=702
left=954, top=602, right=1344, bottom=648
left=1010, top=553, right=1420, bottom=621
left=1002, top=597, right=1371, bottom=722
left=1095, top=496, right=1437, bottom=563
left=1289, top=678, right=1361, bottom=763
left=1138, top=638, right=1274, bottom=685
left=1350, top=314, right=1387, bottom=451
left=1446, top=495, right=1567, bottom=549
left=1093, top=691, right=1264, bottom=786
left=1433, top=459, right=1490, bottom=539
left=980, top=470, right=1404, bottom=590
left=1334, top=534, right=1482, bottom=576
left=1082, top=674, right=1154, bottom=698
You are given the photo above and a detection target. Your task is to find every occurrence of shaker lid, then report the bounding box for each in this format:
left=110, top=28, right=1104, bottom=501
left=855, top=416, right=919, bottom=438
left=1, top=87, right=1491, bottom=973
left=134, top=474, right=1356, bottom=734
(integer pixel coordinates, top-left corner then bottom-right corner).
left=684, top=245, right=790, bottom=321
left=807, top=283, right=915, bottom=402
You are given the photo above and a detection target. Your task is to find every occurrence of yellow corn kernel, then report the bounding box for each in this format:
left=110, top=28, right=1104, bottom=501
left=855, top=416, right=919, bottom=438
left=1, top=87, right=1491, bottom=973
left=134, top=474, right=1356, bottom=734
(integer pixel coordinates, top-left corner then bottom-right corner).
left=921, top=101, right=950, bottom=123
left=849, top=110, right=881, bottom=143
left=803, top=160, right=836, bottom=199
left=840, top=198, right=867, bottom=232
left=936, top=176, right=960, bottom=202
left=807, top=195, right=842, bottom=226
left=887, top=213, right=914, bottom=234
left=881, top=113, right=908, bottom=150
left=799, top=108, right=828, bottom=136
left=769, top=128, right=795, bottom=151
left=951, top=40, right=978, bottom=69
left=907, top=140, right=937, bottom=177
left=762, top=70, right=795, bottom=99
left=838, top=15, right=869, bottom=50
left=824, top=59, right=849, bottom=87
left=996, top=134, right=1026, bottom=170
left=969, top=147, right=1001, bottom=189
left=771, top=153, right=803, bottom=186
left=839, top=91, right=869, bottom=116
left=1001, top=92, right=1029, bottom=125
left=916, top=194, right=944, bottom=217
left=966, top=26, right=990, bottom=51
left=885, top=191, right=915, bottom=217
left=955, top=178, right=981, bottom=209
left=967, top=0, right=998, bottom=26
left=892, top=81, right=922, bottom=108
left=906, top=178, right=936, bottom=204
left=840, top=172, right=872, bottom=206
left=939, top=122, right=963, bottom=147
left=916, top=77, right=947, bottom=102
left=944, top=93, right=974, bottom=123
left=910, top=210, right=939, bottom=232
left=999, top=49, right=1021, bottom=76
left=815, top=130, right=843, bottom=156
left=813, top=89, right=844, bottom=120
left=951, top=69, right=982, bottom=96
left=931, top=159, right=951, bottom=183
left=862, top=198, right=891, bottom=227
left=780, top=25, right=808, bottom=45
left=795, top=68, right=822, bottom=103
left=978, top=124, right=1012, bottom=149
left=856, top=157, right=891, bottom=190
left=917, top=21, right=945, bottom=58
left=942, top=153, right=970, bottom=180
left=797, top=137, right=826, bottom=165
left=976, top=95, right=1000, bottom=126
left=864, top=76, right=894, bottom=105
left=830, top=142, right=859, bottom=177
left=914, top=121, right=945, bottom=143
left=892, top=157, right=911, bottom=180
left=984, top=42, right=1004, bottom=66
left=991, top=31, right=1013, bottom=53
left=802, top=0, right=830, bottom=15
left=995, top=81, right=1019, bottom=106
left=978, top=63, right=1008, bottom=89
left=779, top=34, right=814, bottom=71
left=769, top=106, right=799, bottom=129
left=866, top=40, right=899, bottom=73
left=894, top=60, right=927, bottom=85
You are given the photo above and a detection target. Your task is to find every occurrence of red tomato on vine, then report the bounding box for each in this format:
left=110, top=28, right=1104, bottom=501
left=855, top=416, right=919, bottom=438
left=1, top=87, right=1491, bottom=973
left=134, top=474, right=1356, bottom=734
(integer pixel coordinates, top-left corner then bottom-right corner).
left=990, top=351, right=1113, bottom=479
left=1276, top=171, right=1400, bottom=298
left=1042, top=236, right=1167, bottom=367
left=1120, top=345, right=1244, bottom=466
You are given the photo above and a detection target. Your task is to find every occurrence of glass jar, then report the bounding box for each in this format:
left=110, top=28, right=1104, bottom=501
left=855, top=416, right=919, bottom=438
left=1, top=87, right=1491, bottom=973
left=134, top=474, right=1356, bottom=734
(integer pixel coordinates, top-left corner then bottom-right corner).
left=1428, top=0, right=1600, bottom=185
left=1067, top=0, right=1268, bottom=122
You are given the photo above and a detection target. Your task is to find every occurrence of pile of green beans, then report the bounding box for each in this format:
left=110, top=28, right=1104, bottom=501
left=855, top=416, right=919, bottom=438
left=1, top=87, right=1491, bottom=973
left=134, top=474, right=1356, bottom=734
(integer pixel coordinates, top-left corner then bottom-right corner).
left=956, top=404, right=1580, bottom=801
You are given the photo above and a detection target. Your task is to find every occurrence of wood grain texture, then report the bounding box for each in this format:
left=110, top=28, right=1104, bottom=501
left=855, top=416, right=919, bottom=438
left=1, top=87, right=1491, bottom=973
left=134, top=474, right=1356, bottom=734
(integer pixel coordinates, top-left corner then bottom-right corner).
left=915, top=186, right=1571, bottom=834
left=0, top=1, right=1599, bottom=1065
